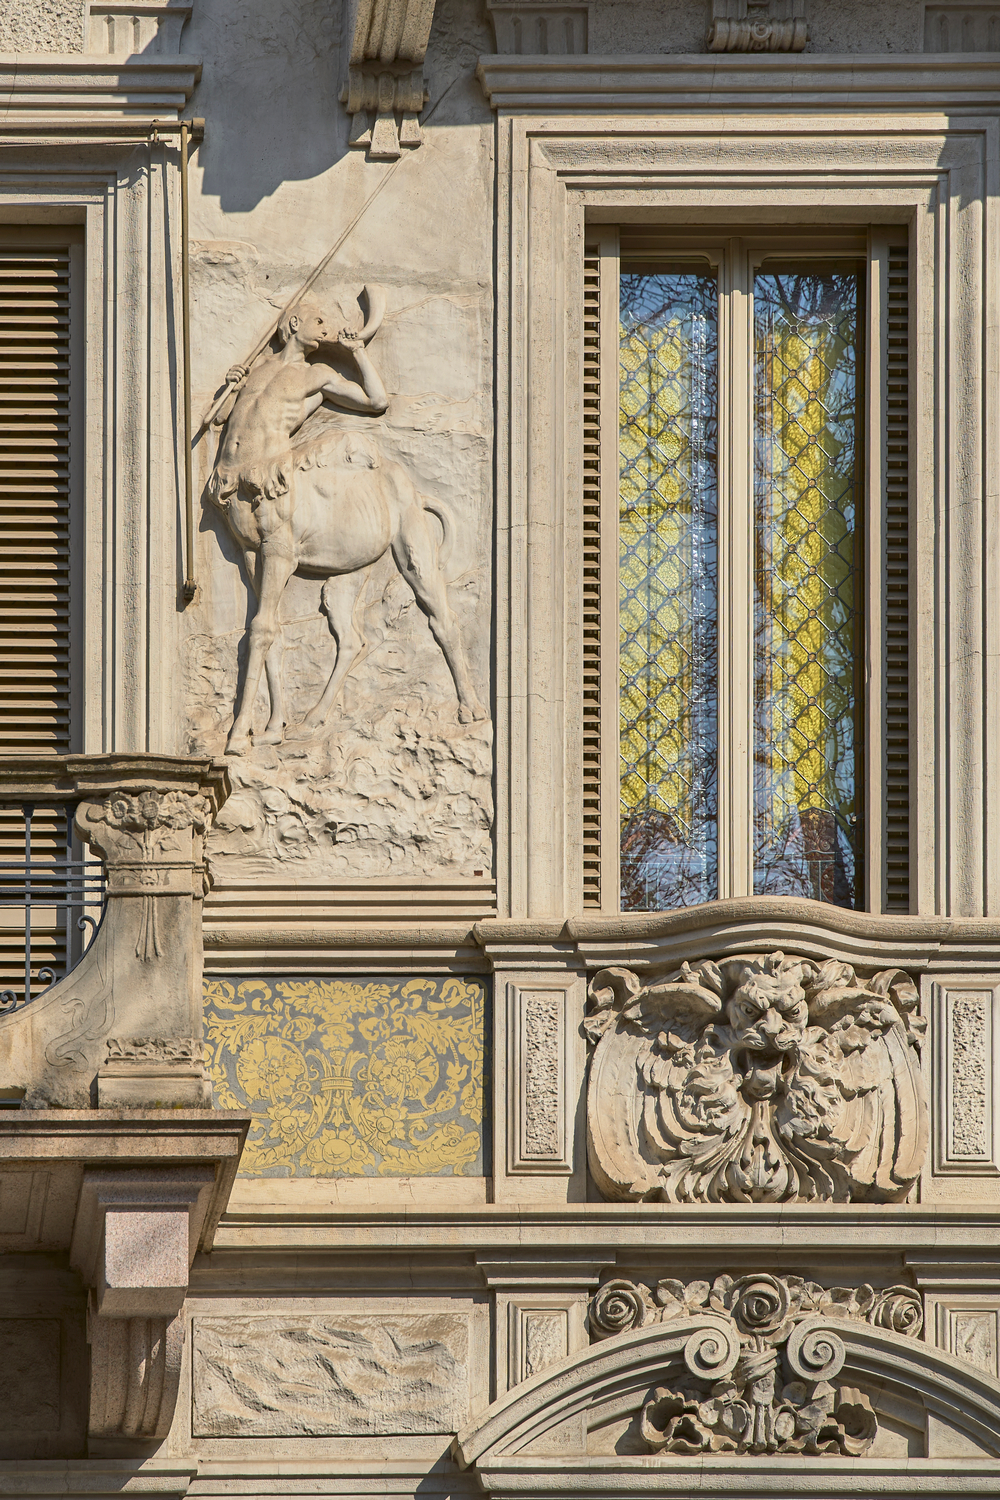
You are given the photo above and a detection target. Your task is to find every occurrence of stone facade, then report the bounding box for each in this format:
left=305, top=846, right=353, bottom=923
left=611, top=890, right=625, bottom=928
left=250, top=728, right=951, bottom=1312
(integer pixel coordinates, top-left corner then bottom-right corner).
left=2, top=1, right=1000, bottom=1498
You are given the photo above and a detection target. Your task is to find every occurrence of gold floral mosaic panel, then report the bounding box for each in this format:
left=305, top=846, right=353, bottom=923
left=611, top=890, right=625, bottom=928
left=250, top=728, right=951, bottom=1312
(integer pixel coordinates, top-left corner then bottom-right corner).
left=204, top=976, right=486, bottom=1177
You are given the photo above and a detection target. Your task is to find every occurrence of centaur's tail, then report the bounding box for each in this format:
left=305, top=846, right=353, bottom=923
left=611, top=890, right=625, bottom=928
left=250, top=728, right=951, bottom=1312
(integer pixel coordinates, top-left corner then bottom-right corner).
left=420, top=498, right=453, bottom=572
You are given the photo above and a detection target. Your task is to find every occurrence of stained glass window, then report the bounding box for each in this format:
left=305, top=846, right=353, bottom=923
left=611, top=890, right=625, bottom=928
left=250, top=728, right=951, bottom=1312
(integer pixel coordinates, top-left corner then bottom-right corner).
left=753, top=270, right=861, bottom=905
left=618, top=271, right=719, bottom=911
left=614, top=257, right=862, bottom=914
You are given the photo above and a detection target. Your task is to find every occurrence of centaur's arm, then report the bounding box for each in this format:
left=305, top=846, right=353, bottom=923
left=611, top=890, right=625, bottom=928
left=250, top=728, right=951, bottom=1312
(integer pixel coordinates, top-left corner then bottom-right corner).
left=317, top=335, right=388, bottom=414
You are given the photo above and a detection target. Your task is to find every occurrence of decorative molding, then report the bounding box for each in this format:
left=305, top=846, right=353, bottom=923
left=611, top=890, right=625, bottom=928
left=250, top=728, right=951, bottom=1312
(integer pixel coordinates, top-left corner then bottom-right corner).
left=340, top=0, right=435, bottom=158
left=86, top=0, right=191, bottom=55
left=105, top=1036, right=204, bottom=1064
left=99, top=1036, right=210, bottom=1108
left=934, top=983, right=1000, bottom=1175
left=475, top=53, right=1000, bottom=112
left=487, top=0, right=589, bottom=54
left=509, top=987, right=571, bottom=1174
left=707, top=0, right=807, bottom=52
left=932, top=1300, right=1000, bottom=1377
left=924, top=3, right=1000, bottom=50
left=586, top=954, right=927, bottom=1204
left=0, top=56, right=200, bottom=134
left=589, top=1274, right=924, bottom=1343
left=454, top=1314, right=1000, bottom=1478
left=511, top=1305, right=569, bottom=1385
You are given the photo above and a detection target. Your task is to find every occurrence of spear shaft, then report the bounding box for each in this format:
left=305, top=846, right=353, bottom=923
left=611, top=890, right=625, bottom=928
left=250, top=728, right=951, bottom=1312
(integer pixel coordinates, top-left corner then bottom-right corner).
left=196, top=80, right=455, bottom=435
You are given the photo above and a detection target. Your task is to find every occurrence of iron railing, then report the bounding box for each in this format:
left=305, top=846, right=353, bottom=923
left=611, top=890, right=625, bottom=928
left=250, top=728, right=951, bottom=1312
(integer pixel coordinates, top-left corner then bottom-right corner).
left=0, top=802, right=105, bottom=1013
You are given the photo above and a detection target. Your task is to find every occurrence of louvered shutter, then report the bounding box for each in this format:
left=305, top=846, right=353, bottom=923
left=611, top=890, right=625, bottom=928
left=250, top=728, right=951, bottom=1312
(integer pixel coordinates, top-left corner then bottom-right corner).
left=884, top=244, right=910, bottom=912
left=582, top=243, right=603, bottom=907
left=0, top=244, right=75, bottom=999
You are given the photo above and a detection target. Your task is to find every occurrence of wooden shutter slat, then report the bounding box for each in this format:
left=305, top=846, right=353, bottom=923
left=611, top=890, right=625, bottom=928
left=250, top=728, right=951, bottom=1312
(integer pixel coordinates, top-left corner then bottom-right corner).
left=0, top=246, right=71, bottom=760
left=884, top=246, right=910, bottom=912
left=583, top=243, right=603, bottom=908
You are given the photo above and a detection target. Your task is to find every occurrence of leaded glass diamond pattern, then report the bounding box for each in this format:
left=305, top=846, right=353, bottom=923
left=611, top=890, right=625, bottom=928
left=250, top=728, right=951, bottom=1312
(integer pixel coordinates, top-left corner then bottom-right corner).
left=753, top=271, right=861, bottom=906
left=618, top=272, right=719, bottom=910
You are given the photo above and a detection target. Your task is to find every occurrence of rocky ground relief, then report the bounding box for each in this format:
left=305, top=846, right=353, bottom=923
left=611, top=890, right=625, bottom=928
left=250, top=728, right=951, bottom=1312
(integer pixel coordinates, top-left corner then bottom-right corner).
left=204, top=975, right=486, bottom=1176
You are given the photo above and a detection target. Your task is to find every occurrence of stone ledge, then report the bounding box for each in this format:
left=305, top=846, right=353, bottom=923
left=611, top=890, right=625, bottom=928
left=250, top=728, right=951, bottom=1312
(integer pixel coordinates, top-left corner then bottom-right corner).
left=0, top=1461, right=196, bottom=1495
left=212, top=1202, right=1000, bottom=1252
left=476, top=50, right=1000, bottom=109
left=0, top=55, right=202, bottom=130
left=0, top=1109, right=249, bottom=1254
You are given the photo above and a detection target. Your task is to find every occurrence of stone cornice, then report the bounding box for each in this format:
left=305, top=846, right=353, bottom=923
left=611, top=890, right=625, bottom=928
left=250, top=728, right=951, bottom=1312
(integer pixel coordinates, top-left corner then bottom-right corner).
left=476, top=51, right=1000, bottom=111
left=0, top=54, right=201, bottom=134
left=212, top=1203, right=1000, bottom=1253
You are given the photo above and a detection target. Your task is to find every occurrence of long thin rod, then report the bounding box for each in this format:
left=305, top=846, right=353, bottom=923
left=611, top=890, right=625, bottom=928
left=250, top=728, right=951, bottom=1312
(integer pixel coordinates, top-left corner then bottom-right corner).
left=197, top=80, right=455, bottom=435
left=180, top=120, right=197, bottom=601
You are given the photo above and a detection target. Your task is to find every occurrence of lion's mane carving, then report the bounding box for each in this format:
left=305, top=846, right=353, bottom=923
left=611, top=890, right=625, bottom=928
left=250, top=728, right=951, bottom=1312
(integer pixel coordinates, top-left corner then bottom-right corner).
left=585, top=953, right=927, bottom=1204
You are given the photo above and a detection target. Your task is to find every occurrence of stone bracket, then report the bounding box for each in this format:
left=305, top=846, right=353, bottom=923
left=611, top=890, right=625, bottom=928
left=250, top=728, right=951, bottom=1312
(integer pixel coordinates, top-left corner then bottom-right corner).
left=706, top=0, right=807, bottom=52
left=66, top=1151, right=243, bottom=1446
left=70, top=1166, right=216, bottom=1317
left=340, top=0, right=436, bottom=158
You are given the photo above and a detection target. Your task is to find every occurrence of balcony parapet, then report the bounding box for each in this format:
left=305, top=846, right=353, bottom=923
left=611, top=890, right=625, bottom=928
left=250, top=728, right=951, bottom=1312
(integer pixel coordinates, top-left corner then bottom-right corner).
left=0, top=754, right=230, bottom=1110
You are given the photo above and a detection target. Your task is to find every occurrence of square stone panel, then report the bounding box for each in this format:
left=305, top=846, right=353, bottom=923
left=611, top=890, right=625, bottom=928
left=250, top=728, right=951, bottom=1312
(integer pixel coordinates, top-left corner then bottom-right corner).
left=192, top=1313, right=469, bottom=1436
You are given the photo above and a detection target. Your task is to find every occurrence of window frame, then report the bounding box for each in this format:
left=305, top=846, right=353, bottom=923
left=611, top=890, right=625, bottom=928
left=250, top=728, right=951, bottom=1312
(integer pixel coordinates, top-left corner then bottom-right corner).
left=586, top=224, right=904, bottom=916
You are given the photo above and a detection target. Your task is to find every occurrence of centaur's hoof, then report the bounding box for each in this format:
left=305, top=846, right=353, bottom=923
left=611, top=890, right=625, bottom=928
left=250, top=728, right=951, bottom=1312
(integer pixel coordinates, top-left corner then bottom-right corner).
left=225, top=734, right=251, bottom=756
left=283, top=719, right=321, bottom=743
left=254, top=726, right=285, bottom=746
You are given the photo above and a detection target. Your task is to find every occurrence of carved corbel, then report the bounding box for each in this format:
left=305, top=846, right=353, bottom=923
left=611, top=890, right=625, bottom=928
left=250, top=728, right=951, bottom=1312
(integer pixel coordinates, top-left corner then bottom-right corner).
left=340, top=0, right=436, bottom=158
left=706, top=0, right=807, bottom=52
left=71, top=1165, right=216, bottom=1445
left=0, top=755, right=229, bottom=1110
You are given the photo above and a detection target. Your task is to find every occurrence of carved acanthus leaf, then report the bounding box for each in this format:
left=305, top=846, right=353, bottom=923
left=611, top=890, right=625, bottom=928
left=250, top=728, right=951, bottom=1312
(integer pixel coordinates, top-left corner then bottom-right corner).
left=105, top=1036, right=205, bottom=1065
left=586, top=952, right=927, bottom=1204
left=78, top=789, right=210, bottom=865
left=589, top=1273, right=920, bottom=1458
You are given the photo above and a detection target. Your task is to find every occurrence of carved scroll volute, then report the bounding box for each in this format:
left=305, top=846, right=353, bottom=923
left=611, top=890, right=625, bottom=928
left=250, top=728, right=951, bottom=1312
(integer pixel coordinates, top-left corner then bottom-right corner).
left=585, top=954, right=928, bottom=1205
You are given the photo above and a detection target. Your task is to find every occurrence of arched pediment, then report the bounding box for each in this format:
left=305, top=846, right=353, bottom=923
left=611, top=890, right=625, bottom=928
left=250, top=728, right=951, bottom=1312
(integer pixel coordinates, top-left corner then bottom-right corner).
left=454, top=1315, right=1000, bottom=1496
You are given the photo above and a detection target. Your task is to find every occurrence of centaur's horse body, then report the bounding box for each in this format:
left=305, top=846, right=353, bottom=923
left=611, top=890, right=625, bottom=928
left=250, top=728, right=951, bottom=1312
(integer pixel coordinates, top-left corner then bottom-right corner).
left=208, top=290, right=486, bottom=755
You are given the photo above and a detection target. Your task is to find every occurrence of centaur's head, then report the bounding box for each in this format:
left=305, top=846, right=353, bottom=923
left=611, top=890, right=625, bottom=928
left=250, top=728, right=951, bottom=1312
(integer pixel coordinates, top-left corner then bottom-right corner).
left=276, top=288, right=384, bottom=354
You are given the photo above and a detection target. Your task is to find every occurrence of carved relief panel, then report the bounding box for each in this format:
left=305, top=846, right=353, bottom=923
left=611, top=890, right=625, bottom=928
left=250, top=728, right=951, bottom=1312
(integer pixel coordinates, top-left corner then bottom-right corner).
left=585, top=952, right=927, bottom=1203
left=187, top=238, right=493, bottom=889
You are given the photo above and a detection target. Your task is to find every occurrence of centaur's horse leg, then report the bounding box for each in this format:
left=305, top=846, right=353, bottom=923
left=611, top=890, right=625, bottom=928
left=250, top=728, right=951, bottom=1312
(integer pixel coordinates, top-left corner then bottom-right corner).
left=226, top=537, right=296, bottom=755
left=243, top=548, right=286, bottom=745
left=299, top=568, right=371, bottom=731
left=391, top=499, right=487, bottom=724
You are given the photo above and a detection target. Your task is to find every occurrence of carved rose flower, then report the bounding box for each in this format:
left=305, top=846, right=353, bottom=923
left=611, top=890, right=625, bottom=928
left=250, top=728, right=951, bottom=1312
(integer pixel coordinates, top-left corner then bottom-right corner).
left=871, top=1287, right=923, bottom=1338
left=715, top=1273, right=790, bottom=1338
left=589, top=1278, right=652, bottom=1340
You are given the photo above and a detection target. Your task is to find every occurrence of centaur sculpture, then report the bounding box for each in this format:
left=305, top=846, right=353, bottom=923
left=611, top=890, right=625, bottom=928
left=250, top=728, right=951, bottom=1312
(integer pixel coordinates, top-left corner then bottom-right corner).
left=208, top=289, right=487, bottom=756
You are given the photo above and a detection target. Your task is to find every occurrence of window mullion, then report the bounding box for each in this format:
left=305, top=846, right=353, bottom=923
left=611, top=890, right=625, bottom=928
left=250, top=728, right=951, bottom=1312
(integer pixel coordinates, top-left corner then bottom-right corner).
left=718, top=238, right=753, bottom=898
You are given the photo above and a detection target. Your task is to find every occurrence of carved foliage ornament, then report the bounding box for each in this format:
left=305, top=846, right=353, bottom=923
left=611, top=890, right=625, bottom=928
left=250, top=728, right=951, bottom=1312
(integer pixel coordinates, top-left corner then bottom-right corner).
left=590, top=1273, right=922, bottom=1457
left=586, top=954, right=927, bottom=1204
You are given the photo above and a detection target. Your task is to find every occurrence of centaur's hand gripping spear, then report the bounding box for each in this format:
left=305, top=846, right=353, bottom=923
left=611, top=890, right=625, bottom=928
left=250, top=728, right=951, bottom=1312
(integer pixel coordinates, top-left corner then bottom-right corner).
left=196, top=79, right=456, bottom=436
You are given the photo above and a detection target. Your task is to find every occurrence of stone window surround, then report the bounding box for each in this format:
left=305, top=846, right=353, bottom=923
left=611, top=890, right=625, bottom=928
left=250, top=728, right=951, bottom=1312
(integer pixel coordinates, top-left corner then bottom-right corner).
left=0, top=54, right=199, bottom=757
left=485, top=57, right=1000, bottom=924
